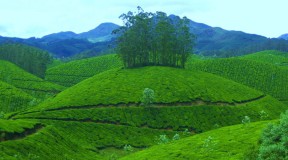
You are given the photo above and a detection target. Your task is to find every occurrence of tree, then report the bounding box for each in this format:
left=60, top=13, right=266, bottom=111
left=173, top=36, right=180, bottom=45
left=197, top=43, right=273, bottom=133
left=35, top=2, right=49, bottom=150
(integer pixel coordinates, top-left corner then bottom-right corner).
left=257, top=110, right=288, bottom=160
left=114, top=7, right=195, bottom=68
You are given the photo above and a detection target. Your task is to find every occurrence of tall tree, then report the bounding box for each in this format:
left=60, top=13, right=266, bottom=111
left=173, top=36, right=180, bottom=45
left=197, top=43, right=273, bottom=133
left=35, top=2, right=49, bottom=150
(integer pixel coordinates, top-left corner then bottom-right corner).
left=114, top=7, right=195, bottom=68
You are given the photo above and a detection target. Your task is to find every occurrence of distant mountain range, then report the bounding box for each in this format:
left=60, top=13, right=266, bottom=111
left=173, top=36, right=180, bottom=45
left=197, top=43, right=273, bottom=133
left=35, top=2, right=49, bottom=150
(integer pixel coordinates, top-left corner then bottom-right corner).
left=279, top=34, right=288, bottom=40
left=0, top=15, right=288, bottom=58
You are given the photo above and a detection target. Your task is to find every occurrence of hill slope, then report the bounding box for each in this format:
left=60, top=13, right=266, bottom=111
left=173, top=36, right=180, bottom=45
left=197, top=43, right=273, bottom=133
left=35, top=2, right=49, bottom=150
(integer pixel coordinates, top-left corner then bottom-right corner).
left=187, top=57, right=288, bottom=101
left=0, top=60, right=65, bottom=99
left=0, top=81, right=34, bottom=113
left=45, top=54, right=123, bottom=86
left=120, top=120, right=276, bottom=160
left=39, top=66, right=265, bottom=110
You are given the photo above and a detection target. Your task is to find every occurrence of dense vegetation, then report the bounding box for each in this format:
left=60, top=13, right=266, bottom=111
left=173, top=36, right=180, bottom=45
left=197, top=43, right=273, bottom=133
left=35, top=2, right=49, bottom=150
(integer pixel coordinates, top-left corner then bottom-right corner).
left=0, top=81, right=34, bottom=113
left=45, top=54, right=123, bottom=87
left=120, top=120, right=277, bottom=160
left=187, top=57, right=288, bottom=101
left=0, top=43, right=52, bottom=78
left=35, top=66, right=266, bottom=110
left=0, top=60, right=65, bottom=99
left=114, top=7, right=195, bottom=68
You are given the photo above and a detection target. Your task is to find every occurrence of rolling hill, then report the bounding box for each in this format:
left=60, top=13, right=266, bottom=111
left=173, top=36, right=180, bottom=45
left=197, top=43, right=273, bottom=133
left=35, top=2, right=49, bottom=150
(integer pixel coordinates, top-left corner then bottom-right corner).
left=186, top=56, right=288, bottom=101
left=2, top=66, right=288, bottom=159
left=0, top=59, right=65, bottom=99
left=16, top=66, right=286, bottom=133
left=45, top=54, right=123, bottom=87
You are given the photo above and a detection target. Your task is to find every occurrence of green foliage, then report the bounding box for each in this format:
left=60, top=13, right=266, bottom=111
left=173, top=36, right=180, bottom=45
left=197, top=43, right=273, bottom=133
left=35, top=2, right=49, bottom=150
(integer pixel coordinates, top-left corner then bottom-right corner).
left=0, top=120, right=174, bottom=159
left=33, top=66, right=265, bottom=111
left=172, top=133, right=180, bottom=141
left=155, top=134, right=170, bottom=144
left=0, top=43, right=52, bottom=78
left=202, top=136, right=217, bottom=152
left=120, top=121, right=276, bottom=160
left=0, top=119, right=38, bottom=133
left=187, top=57, right=288, bottom=101
left=141, top=88, right=155, bottom=106
left=0, top=60, right=65, bottom=99
left=257, top=110, right=288, bottom=160
left=242, top=116, right=251, bottom=126
left=16, top=95, right=286, bottom=133
left=259, top=110, right=269, bottom=120
left=123, top=144, right=134, bottom=152
left=239, top=50, right=288, bottom=68
left=45, top=54, right=123, bottom=87
left=0, top=81, right=34, bottom=113
left=114, top=7, right=195, bottom=68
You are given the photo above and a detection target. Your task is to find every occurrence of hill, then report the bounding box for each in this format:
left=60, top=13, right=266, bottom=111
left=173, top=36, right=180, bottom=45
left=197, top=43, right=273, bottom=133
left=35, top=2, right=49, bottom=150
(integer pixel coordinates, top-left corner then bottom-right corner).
left=17, top=66, right=286, bottom=133
left=38, top=66, right=265, bottom=110
left=279, top=33, right=288, bottom=40
left=187, top=57, right=288, bottom=101
left=45, top=54, right=123, bottom=87
left=239, top=50, right=288, bottom=68
left=0, top=81, right=34, bottom=113
left=2, top=15, right=288, bottom=59
left=0, top=60, right=65, bottom=99
left=120, top=120, right=277, bottom=160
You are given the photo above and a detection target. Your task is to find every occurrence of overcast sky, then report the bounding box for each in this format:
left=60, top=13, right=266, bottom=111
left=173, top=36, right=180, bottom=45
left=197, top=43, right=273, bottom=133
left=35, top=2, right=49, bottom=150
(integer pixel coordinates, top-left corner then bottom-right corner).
left=0, top=0, right=287, bottom=38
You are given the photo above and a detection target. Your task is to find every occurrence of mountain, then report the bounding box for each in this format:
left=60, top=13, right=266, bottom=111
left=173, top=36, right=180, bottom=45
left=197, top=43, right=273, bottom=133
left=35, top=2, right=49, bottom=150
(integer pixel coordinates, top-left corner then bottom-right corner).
left=279, top=33, right=288, bottom=40
left=1, top=16, right=288, bottom=58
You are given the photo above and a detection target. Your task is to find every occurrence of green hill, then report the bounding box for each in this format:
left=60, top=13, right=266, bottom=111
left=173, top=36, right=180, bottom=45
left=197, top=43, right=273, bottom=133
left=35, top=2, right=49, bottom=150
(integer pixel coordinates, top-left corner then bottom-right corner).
left=120, top=120, right=276, bottom=160
left=0, top=81, right=34, bottom=113
left=16, top=66, right=286, bottom=133
left=45, top=54, right=123, bottom=87
left=0, top=60, right=65, bottom=99
left=187, top=58, right=288, bottom=101
left=239, top=50, right=288, bottom=68
left=36, top=66, right=265, bottom=110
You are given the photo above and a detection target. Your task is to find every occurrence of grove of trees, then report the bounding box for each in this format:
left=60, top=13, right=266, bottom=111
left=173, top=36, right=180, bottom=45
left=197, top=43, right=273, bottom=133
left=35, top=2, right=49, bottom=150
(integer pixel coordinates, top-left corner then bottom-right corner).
left=114, top=7, right=195, bottom=68
left=0, top=43, right=52, bottom=78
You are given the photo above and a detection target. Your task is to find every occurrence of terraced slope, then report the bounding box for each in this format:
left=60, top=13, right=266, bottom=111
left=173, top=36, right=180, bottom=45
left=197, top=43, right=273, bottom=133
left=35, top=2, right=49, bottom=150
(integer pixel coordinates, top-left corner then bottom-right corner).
left=0, top=60, right=65, bottom=99
left=187, top=58, right=288, bottom=101
left=239, top=50, right=288, bottom=67
left=45, top=54, right=123, bottom=87
left=0, top=81, right=34, bottom=113
left=36, top=66, right=265, bottom=110
left=0, top=119, right=175, bottom=159
left=120, top=120, right=277, bottom=160
left=16, top=66, right=286, bottom=132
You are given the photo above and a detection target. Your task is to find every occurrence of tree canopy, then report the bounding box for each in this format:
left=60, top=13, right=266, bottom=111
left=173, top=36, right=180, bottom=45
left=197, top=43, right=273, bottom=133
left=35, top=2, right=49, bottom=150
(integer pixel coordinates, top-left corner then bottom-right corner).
left=114, top=7, right=195, bottom=68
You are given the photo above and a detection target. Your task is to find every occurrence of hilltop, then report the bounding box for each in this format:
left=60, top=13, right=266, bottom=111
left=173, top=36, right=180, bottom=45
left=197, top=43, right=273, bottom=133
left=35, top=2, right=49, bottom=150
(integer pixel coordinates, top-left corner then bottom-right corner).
left=45, top=54, right=123, bottom=86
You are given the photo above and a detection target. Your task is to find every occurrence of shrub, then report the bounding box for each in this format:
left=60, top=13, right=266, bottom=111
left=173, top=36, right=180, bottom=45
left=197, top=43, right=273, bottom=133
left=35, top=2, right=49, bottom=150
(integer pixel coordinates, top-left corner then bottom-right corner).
left=172, top=133, right=180, bottom=141
left=242, top=116, right=251, bottom=126
left=257, top=110, right=288, bottom=160
left=123, top=144, right=134, bottom=152
left=141, top=88, right=155, bottom=107
left=155, top=134, right=169, bottom=144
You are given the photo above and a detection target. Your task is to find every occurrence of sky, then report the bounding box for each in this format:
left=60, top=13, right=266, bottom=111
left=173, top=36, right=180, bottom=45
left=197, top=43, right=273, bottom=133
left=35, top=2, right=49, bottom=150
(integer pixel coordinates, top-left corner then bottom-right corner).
left=0, top=0, right=287, bottom=38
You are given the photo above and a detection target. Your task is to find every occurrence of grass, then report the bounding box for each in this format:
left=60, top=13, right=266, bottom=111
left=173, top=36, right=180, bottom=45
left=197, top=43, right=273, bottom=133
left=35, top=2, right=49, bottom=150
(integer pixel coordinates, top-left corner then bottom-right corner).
left=0, top=60, right=65, bottom=99
left=120, top=120, right=277, bottom=160
left=45, top=54, right=123, bottom=87
left=187, top=57, right=288, bottom=101
left=0, top=81, right=34, bottom=113
left=33, top=66, right=266, bottom=111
